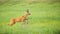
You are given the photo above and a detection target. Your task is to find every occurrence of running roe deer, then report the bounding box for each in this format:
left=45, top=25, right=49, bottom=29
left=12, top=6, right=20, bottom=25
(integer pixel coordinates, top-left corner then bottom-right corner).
left=8, top=9, right=31, bottom=26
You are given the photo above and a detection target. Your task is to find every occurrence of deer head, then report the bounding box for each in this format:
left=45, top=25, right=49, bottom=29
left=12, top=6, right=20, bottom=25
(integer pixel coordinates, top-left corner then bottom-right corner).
left=25, top=9, right=31, bottom=15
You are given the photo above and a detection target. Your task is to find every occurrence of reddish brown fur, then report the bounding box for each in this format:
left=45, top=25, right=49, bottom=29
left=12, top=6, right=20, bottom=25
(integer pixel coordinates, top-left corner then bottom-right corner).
left=8, top=9, right=30, bottom=26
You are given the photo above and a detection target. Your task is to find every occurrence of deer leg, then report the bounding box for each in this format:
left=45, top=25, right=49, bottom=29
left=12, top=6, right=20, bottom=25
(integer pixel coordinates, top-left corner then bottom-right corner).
left=23, top=19, right=28, bottom=25
left=8, top=19, right=15, bottom=26
left=25, top=18, right=29, bottom=24
left=22, top=20, right=28, bottom=28
left=25, top=19, right=28, bottom=24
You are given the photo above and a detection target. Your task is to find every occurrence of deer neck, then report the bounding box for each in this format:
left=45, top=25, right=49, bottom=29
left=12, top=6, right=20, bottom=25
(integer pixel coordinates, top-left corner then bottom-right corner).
left=23, top=14, right=28, bottom=18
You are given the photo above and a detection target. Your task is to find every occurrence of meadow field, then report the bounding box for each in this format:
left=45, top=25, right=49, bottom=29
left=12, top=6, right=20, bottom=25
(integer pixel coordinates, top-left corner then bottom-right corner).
left=0, top=2, right=60, bottom=34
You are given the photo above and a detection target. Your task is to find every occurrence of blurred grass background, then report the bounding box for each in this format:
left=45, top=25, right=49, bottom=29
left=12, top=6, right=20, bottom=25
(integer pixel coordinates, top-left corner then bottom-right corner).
left=0, top=0, right=60, bottom=34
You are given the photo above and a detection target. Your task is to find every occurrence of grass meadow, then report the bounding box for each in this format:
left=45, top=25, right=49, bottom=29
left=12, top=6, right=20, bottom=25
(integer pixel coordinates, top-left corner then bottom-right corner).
left=0, top=2, right=60, bottom=34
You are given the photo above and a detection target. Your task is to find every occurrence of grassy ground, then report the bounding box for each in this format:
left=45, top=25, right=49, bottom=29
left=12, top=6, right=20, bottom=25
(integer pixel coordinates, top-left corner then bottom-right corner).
left=0, top=2, right=60, bottom=34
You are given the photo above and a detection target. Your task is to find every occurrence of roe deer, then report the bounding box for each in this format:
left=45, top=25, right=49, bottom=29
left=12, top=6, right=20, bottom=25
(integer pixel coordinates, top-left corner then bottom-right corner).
left=8, top=9, right=31, bottom=26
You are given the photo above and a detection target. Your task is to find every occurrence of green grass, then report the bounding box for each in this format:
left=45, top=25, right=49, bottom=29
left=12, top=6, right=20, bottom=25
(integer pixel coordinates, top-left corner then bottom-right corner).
left=0, top=2, right=60, bottom=34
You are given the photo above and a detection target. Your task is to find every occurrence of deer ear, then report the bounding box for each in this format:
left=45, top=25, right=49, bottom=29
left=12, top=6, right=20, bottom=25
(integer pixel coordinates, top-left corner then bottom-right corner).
left=26, top=9, right=29, bottom=12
